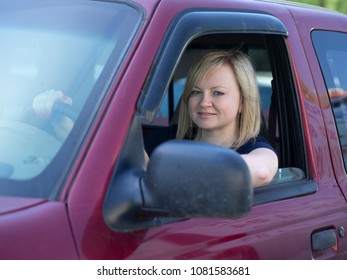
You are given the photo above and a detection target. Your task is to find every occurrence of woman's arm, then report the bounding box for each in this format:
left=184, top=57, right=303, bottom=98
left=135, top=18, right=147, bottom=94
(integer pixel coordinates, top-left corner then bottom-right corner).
left=241, top=148, right=278, bottom=188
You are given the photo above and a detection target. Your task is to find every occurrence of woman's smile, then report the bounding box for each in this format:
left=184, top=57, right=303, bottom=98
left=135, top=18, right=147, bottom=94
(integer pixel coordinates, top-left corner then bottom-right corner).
left=197, top=111, right=217, bottom=118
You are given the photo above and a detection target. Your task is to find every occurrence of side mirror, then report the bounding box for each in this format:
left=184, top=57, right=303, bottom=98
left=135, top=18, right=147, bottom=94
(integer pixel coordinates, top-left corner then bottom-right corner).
left=103, top=140, right=253, bottom=231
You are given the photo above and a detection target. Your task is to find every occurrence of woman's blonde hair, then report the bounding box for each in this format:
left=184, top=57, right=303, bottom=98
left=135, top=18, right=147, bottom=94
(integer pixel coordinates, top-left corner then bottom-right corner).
left=176, top=50, right=261, bottom=149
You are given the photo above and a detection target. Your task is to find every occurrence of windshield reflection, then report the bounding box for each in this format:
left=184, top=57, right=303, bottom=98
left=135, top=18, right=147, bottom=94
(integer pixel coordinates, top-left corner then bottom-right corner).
left=0, top=0, right=142, bottom=198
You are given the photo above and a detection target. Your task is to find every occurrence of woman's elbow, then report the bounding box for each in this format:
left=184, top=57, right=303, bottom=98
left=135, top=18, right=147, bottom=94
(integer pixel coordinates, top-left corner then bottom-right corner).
left=253, top=161, right=278, bottom=187
left=241, top=150, right=278, bottom=188
left=253, top=167, right=275, bottom=187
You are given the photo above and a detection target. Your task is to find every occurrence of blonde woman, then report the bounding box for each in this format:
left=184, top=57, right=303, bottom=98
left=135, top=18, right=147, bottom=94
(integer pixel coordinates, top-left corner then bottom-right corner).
left=145, top=50, right=278, bottom=187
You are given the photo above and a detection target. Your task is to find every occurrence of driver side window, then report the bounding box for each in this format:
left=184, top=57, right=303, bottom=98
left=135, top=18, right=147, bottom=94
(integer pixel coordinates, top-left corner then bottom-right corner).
left=140, top=30, right=314, bottom=204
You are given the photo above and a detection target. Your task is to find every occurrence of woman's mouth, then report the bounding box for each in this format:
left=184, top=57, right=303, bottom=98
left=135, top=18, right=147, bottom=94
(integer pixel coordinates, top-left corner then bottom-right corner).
left=198, top=112, right=216, bottom=116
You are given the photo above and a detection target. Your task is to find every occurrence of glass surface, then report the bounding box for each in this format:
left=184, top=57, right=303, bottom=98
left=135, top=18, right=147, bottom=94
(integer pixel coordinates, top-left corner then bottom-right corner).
left=312, top=30, right=347, bottom=171
left=0, top=0, right=142, bottom=197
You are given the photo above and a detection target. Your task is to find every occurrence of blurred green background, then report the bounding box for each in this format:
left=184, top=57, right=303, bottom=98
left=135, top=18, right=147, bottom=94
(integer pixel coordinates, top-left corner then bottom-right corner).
left=290, top=0, right=347, bottom=14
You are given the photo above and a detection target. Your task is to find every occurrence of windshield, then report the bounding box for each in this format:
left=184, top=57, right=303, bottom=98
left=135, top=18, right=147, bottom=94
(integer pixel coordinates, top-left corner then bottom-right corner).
left=0, top=0, right=142, bottom=198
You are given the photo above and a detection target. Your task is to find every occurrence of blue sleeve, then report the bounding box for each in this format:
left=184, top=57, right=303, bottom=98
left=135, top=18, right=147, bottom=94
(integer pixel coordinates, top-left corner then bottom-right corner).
left=236, top=136, right=275, bottom=155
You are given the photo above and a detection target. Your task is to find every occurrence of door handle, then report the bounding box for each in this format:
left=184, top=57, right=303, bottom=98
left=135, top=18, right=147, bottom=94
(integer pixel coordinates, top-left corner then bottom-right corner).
left=311, top=229, right=337, bottom=251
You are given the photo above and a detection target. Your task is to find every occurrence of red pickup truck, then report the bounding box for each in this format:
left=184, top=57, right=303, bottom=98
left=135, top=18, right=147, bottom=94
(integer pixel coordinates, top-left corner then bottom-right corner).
left=1, top=0, right=347, bottom=260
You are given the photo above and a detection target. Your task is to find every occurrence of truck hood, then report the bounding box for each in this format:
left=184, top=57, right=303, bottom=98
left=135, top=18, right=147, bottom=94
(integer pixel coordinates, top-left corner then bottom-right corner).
left=0, top=196, right=47, bottom=215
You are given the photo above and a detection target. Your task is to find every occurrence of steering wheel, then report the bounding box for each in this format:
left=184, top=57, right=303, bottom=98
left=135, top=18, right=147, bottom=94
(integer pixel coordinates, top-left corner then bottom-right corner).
left=52, top=102, right=78, bottom=122
left=21, top=101, right=77, bottom=134
left=0, top=119, right=61, bottom=180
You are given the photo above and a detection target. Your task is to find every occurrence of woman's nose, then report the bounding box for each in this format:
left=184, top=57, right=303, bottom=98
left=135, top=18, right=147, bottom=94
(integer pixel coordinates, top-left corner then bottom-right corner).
left=199, top=93, right=212, bottom=107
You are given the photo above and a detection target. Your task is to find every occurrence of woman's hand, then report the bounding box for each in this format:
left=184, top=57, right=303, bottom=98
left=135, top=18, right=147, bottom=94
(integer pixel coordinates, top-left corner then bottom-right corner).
left=32, top=90, right=73, bottom=141
left=33, top=90, right=72, bottom=118
left=144, top=149, right=149, bottom=166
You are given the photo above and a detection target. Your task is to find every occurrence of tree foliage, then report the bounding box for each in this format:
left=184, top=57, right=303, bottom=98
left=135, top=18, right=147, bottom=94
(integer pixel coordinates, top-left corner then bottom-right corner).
left=290, top=0, right=347, bottom=14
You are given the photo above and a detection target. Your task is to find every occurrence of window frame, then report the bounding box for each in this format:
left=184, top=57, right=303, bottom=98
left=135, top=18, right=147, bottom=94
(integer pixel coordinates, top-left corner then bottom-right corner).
left=138, top=9, right=288, bottom=120
left=311, top=30, right=347, bottom=173
left=138, top=9, right=317, bottom=205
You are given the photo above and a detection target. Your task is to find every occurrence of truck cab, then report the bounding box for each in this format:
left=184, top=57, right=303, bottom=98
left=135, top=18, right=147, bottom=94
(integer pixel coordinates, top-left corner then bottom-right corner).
left=0, top=0, right=346, bottom=260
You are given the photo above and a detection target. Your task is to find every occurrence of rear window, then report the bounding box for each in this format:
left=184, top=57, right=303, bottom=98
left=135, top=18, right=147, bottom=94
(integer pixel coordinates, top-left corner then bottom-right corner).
left=312, top=30, right=347, bottom=171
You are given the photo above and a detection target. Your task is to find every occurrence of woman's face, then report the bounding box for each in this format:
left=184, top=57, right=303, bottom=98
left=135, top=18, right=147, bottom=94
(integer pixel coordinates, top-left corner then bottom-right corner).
left=188, top=63, right=242, bottom=138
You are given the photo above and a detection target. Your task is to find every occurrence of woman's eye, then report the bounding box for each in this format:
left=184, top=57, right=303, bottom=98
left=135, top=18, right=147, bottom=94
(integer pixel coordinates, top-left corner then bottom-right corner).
left=213, top=91, right=224, bottom=96
left=190, top=90, right=201, bottom=96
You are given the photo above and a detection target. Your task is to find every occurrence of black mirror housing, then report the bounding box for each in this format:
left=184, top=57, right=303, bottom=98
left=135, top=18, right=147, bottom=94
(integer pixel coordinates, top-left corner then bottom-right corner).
left=104, top=140, right=253, bottom=232
left=143, top=140, right=253, bottom=218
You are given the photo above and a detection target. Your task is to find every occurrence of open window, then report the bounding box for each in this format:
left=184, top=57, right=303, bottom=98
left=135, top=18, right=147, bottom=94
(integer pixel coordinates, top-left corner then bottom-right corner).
left=137, top=11, right=316, bottom=205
